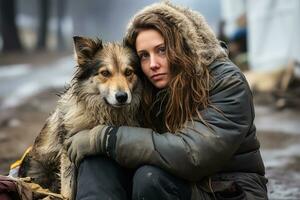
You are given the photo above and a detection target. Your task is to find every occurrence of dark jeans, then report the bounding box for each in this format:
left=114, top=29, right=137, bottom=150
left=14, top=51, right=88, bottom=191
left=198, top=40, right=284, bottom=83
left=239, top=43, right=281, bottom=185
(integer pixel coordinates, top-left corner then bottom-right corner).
left=76, top=156, right=192, bottom=200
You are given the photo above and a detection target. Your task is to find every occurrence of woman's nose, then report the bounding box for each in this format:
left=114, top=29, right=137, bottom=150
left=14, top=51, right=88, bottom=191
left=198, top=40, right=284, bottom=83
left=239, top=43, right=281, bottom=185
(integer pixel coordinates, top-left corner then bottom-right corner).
left=150, top=55, right=159, bottom=70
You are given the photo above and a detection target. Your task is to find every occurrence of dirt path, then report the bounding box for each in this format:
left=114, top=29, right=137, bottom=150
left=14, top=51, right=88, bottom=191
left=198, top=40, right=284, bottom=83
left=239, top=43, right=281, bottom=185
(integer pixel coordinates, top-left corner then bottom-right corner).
left=0, top=88, right=60, bottom=174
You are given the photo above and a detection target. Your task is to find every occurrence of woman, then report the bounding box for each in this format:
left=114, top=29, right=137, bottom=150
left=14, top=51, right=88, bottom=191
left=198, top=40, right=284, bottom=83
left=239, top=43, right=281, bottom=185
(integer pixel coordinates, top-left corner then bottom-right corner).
left=66, top=2, right=268, bottom=200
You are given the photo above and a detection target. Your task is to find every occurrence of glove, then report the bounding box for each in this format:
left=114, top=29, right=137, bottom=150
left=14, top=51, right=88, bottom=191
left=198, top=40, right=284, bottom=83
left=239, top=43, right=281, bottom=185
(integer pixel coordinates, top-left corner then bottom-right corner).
left=65, top=125, right=107, bottom=166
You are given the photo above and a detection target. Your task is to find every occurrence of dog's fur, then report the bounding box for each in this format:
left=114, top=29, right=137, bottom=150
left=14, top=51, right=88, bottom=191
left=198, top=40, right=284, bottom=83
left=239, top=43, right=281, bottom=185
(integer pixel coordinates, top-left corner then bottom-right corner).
left=18, top=36, right=142, bottom=199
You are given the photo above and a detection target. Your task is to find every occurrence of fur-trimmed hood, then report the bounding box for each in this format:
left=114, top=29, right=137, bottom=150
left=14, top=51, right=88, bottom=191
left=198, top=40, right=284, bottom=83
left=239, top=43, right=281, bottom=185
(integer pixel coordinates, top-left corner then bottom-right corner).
left=125, top=1, right=227, bottom=71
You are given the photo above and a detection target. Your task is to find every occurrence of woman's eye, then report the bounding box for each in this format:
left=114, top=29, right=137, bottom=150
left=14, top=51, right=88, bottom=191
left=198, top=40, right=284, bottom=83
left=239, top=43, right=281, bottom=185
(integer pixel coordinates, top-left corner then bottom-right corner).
left=158, top=46, right=166, bottom=54
left=139, top=53, right=148, bottom=60
left=100, top=70, right=110, bottom=77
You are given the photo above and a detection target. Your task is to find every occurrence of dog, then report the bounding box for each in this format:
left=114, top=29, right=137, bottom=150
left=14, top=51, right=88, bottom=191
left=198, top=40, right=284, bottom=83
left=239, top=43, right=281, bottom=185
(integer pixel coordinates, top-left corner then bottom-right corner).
left=18, top=36, right=142, bottom=199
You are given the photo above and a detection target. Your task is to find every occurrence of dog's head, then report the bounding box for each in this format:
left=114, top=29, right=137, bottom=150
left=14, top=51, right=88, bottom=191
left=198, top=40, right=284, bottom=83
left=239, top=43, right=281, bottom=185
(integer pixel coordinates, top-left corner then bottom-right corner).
left=72, top=36, right=141, bottom=108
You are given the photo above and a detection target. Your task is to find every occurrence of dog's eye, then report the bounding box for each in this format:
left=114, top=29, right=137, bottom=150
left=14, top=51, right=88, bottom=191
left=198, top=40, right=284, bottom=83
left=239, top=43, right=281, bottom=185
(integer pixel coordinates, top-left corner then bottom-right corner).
left=125, top=69, right=133, bottom=77
left=100, top=70, right=110, bottom=77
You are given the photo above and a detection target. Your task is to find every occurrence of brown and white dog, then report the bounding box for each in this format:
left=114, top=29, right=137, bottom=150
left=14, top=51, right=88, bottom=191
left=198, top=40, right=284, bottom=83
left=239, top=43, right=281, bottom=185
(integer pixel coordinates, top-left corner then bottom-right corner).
left=18, top=36, right=142, bottom=199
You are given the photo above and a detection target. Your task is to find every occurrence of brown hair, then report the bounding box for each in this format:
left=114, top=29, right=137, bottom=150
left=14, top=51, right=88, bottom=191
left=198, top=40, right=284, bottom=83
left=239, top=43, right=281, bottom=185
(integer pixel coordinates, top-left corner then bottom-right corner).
left=125, top=7, right=222, bottom=133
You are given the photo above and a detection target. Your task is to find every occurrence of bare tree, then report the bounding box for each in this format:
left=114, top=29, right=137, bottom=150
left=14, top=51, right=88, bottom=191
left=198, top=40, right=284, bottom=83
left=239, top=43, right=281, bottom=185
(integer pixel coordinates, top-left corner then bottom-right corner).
left=36, top=0, right=50, bottom=50
left=0, top=0, right=23, bottom=52
left=56, top=0, right=67, bottom=51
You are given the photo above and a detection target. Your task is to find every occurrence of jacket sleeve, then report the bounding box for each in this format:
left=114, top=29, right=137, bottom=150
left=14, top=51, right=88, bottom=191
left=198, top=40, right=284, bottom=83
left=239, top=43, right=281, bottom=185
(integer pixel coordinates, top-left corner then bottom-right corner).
left=110, top=64, right=254, bottom=182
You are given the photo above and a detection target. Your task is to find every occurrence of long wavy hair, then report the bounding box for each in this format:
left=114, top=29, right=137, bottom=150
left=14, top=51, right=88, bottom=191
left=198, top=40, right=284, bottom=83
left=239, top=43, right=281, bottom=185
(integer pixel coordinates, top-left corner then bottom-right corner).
left=125, top=13, right=212, bottom=133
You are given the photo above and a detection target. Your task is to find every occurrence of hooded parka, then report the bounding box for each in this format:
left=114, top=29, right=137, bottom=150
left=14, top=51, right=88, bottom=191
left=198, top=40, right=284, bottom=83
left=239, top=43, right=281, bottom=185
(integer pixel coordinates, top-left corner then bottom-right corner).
left=104, top=2, right=268, bottom=199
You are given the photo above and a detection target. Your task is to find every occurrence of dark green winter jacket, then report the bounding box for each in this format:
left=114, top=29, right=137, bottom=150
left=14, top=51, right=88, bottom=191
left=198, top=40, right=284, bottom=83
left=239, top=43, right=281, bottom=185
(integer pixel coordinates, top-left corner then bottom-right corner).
left=106, top=60, right=265, bottom=181
left=103, top=2, right=267, bottom=199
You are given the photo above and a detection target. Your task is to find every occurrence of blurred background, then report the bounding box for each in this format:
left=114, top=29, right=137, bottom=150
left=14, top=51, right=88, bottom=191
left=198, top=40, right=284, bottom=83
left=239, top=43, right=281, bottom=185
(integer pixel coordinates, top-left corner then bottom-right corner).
left=0, top=0, right=300, bottom=199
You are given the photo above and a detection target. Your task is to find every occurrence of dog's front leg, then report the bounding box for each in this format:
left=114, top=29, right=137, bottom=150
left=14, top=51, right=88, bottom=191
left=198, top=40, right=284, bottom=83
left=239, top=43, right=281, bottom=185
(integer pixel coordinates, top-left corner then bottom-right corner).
left=60, top=151, right=76, bottom=200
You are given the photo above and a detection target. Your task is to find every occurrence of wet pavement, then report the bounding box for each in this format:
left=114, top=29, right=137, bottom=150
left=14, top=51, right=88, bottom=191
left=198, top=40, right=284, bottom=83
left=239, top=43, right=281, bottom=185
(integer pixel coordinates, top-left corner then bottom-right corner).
left=255, top=105, right=300, bottom=199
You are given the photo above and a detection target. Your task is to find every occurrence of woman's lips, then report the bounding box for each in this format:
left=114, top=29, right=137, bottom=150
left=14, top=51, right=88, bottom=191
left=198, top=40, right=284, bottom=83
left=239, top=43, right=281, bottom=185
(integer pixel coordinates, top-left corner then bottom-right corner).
left=151, top=73, right=166, bottom=80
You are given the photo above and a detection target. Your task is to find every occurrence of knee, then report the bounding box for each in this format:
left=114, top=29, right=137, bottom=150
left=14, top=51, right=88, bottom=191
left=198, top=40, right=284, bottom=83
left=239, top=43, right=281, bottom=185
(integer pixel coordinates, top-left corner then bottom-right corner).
left=79, top=155, right=97, bottom=166
left=132, top=165, right=192, bottom=200
left=78, top=155, right=107, bottom=171
left=132, top=165, right=165, bottom=193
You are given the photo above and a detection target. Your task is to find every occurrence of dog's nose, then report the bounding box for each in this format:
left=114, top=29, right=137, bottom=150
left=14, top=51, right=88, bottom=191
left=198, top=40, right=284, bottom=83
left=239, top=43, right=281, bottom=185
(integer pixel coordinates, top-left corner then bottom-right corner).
left=115, top=92, right=128, bottom=103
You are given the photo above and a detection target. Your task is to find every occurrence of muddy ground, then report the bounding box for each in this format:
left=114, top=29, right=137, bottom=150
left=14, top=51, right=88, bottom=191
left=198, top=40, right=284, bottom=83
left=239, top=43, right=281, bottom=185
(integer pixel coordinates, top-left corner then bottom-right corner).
left=0, top=52, right=299, bottom=199
left=0, top=89, right=300, bottom=199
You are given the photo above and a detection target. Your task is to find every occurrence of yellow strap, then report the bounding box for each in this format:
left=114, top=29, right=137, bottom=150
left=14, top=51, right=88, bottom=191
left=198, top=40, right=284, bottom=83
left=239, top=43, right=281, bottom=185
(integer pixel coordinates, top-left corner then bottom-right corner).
left=10, top=146, right=32, bottom=169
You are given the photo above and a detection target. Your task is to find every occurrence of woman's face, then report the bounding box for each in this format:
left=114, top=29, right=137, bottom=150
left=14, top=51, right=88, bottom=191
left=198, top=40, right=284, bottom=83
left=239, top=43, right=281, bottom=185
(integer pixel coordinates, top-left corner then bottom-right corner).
left=135, top=29, right=171, bottom=89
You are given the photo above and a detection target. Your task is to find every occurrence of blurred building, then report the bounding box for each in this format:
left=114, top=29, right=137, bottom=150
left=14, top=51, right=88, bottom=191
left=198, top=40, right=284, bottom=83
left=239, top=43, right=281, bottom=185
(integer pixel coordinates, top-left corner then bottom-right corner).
left=221, top=0, right=300, bottom=72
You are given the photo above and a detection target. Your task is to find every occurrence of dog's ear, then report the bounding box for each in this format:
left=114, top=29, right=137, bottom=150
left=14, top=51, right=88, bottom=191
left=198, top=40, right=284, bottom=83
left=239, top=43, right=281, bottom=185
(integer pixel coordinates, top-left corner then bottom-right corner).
left=73, top=36, right=103, bottom=65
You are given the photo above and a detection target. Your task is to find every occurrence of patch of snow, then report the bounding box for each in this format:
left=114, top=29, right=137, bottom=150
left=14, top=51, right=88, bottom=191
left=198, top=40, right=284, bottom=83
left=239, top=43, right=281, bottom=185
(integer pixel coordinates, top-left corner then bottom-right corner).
left=268, top=179, right=300, bottom=199
left=0, top=64, right=31, bottom=78
left=0, top=57, right=75, bottom=110
left=267, top=170, right=300, bottom=199
left=261, top=145, right=300, bottom=168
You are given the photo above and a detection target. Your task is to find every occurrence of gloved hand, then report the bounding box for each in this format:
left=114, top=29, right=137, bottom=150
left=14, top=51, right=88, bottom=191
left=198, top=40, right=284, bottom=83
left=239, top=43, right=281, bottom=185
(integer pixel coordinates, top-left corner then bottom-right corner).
left=65, top=125, right=107, bottom=166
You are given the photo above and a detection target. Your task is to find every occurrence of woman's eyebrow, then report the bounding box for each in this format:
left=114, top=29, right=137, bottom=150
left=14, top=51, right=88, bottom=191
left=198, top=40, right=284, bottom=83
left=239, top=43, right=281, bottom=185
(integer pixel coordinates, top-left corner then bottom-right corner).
left=155, top=43, right=165, bottom=48
left=137, top=49, right=146, bottom=54
left=137, top=43, right=165, bottom=53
